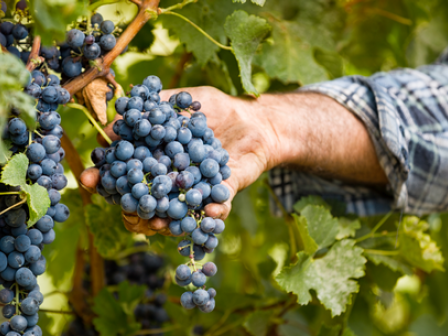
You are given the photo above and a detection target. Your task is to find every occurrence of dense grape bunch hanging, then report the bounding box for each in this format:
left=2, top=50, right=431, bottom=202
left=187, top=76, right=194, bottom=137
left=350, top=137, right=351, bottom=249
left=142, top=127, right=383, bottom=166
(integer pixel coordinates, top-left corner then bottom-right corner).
left=91, top=75, right=231, bottom=313
left=0, top=5, right=123, bottom=101
left=0, top=66, right=70, bottom=336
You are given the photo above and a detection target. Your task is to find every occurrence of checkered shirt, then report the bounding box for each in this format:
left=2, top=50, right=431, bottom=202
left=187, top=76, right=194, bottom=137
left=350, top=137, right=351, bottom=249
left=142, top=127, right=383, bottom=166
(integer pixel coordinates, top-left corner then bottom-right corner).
left=269, top=49, right=448, bottom=217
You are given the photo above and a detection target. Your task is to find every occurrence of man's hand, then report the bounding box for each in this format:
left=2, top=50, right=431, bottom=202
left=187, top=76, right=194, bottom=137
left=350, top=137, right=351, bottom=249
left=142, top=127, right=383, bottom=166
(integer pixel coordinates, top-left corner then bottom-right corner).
left=80, top=87, right=278, bottom=235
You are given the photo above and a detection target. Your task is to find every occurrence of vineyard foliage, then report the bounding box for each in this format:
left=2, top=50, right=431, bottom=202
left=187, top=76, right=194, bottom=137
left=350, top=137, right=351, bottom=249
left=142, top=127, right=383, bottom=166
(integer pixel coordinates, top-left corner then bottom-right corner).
left=2, top=0, right=448, bottom=335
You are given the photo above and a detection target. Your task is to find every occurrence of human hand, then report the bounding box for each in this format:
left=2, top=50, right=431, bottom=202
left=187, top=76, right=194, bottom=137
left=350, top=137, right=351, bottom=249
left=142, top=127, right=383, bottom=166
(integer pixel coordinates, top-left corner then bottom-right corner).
left=80, top=86, right=279, bottom=236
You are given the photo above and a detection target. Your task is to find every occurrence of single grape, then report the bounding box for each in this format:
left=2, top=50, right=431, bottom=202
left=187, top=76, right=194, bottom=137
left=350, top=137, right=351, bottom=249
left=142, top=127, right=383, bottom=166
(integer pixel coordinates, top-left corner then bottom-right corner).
left=100, top=20, right=115, bottom=34
left=192, top=289, right=210, bottom=306
left=169, top=220, right=183, bottom=236
left=181, top=217, right=196, bottom=233
left=198, top=298, right=215, bottom=313
left=99, top=34, right=116, bottom=51
left=211, top=184, right=230, bottom=203
left=202, top=262, right=217, bottom=277
left=191, top=271, right=206, bottom=287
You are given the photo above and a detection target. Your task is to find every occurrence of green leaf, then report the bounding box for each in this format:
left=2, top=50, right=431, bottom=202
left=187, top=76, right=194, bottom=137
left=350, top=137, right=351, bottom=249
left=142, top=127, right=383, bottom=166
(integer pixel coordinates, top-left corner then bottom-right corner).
left=224, top=10, right=271, bottom=96
left=399, top=216, right=444, bottom=273
left=293, top=195, right=331, bottom=213
left=336, top=218, right=361, bottom=240
left=293, top=213, right=318, bottom=254
left=29, top=0, right=88, bottom=46
left=85, top=195, right=133, bottom=258
left=0, top=153, right=50, bottom=226
left=1, top=153, right=28, bottom=186
left=254, top=20, right=328, bottom=85
left=117, top=281, right=146, bottom=316
left=299, top=205, right=339, bottom=253
left=92, top=281, right=144, bottom=336
left=243, top=310, right=273, bottom=336
left=276, top=239, right=366, bottom=317
left=22, top=183, right=51, bottom=226
left=365, top=253, right=412, bottom=275
left=160, top=0, right=234, bottom=66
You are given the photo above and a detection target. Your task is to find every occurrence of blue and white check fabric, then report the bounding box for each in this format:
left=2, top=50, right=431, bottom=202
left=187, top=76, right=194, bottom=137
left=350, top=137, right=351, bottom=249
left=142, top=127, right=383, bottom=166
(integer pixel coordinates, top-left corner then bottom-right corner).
left=269, top=50, right=448, bottom=217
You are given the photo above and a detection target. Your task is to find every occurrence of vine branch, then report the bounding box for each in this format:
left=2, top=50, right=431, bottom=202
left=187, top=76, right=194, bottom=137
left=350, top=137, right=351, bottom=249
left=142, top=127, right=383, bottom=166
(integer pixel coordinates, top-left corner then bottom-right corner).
left=160, top=10, right=232, bottom=50
left=63, top=0, right=160, bottom=97
left=26, top=35, right=43, bottom=71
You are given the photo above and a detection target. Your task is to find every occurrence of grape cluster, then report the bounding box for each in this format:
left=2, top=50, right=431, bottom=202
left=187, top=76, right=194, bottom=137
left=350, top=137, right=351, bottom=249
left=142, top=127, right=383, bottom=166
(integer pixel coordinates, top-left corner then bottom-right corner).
left=60, top=13, right=125, bottom=80
left=0, top=70, right=70, bottom=336
left=1, top=7, right=121, bottom=100
left=90, top=75, right=230, bottom=313
left=64, top=246, right=168, bottom=336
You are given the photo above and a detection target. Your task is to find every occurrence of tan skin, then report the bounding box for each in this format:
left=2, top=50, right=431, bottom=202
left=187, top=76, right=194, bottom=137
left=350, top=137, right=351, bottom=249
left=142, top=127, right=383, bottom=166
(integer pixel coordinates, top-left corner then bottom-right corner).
left=80, top=86, right=388, bottom=236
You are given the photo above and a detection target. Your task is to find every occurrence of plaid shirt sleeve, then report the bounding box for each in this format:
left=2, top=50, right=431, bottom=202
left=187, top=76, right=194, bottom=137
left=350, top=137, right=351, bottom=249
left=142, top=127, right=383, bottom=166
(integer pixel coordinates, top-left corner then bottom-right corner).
left=269, top=50, right=448, bottom=217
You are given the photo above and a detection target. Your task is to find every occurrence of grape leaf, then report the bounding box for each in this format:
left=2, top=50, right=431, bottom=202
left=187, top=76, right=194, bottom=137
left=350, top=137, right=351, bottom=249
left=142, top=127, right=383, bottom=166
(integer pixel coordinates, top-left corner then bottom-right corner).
left=117, top=281, right=147, bottom=315
left=293, top=213, right=318, bottom=254
left=0, top=152, right=28, bottom=186
left=224, top=10, right=271, bottom=96
left=365, top=253, right=412, bottom=275
left=336, top=218, right=361, bottom=240
left=92, top=281, right=144, bottom=336
left=85, top=195, right=133, bottom=258
left=254, top=20, right=328, bottom=85
left=276, top=239, right=366, bottom=317
left=294, top=195, right=331, bottom=213
left=297, top=205, right=339, bottom=254
left=0, top=153, right=50, bottom=226
left=398, top=216, right=444, bottom=272
left=160, top=0, right=234, bottom=66
left=22, top=183, right=51, bottom=226
left=244, top=310, right=273, bottom=336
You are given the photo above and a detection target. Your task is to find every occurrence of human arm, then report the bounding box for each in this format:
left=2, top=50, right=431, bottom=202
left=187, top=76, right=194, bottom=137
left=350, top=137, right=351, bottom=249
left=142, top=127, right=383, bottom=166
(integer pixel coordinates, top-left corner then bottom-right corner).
left=80, top=86, right=387, bottom=235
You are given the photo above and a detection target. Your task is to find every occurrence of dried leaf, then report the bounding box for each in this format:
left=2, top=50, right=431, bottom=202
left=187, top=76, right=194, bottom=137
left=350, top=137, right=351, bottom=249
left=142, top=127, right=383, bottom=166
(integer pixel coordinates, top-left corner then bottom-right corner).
left=81, top=78, right=110, bottom=125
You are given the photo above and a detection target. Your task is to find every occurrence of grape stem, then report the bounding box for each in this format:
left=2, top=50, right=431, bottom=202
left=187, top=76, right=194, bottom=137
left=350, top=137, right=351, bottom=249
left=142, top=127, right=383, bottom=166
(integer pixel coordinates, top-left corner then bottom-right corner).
left=0, top=197, right=27, bottom=216
left=66, top=103, right=113, bottom=145
left=363, top=249, right=399, bottom=256
left=354, top=212, right=392, bottom=243
left=105, top=73, right=125, bottom=98
left=159, top=11, right=232, bottom=51
left=159, top=0, right=197, bottom=13
left=0, top=192, right=21, bottom=195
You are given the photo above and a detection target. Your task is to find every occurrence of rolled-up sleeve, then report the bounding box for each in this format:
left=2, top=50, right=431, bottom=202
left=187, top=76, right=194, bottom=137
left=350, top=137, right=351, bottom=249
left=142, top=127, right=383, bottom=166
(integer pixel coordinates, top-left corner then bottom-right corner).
left=270, top=57, right=448, bottom=217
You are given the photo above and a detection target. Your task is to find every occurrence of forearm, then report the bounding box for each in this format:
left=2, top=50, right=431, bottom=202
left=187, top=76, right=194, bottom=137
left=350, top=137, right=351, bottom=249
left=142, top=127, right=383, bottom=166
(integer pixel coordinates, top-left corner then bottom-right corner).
left=248, top=92, right=388, bottom=185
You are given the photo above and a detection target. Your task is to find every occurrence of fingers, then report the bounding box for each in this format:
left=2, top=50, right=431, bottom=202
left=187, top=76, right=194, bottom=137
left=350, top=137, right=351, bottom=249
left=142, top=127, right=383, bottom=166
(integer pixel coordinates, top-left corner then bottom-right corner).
left=80, top=167, right=100, bottom=192
left=122, top=212, right=174, bottom=236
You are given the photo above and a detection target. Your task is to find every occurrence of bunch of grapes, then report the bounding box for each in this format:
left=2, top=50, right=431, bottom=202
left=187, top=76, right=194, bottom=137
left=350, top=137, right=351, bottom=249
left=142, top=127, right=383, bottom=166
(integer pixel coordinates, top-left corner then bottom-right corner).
left=64, top=246, right=168, bottom=336
left=90, top=75, right=230, bottom=313
left=60, top=12, right=125, bottom=80
left=1, top=2, right=122, bottom=98
left=0, top=69, right=70, bottom=336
